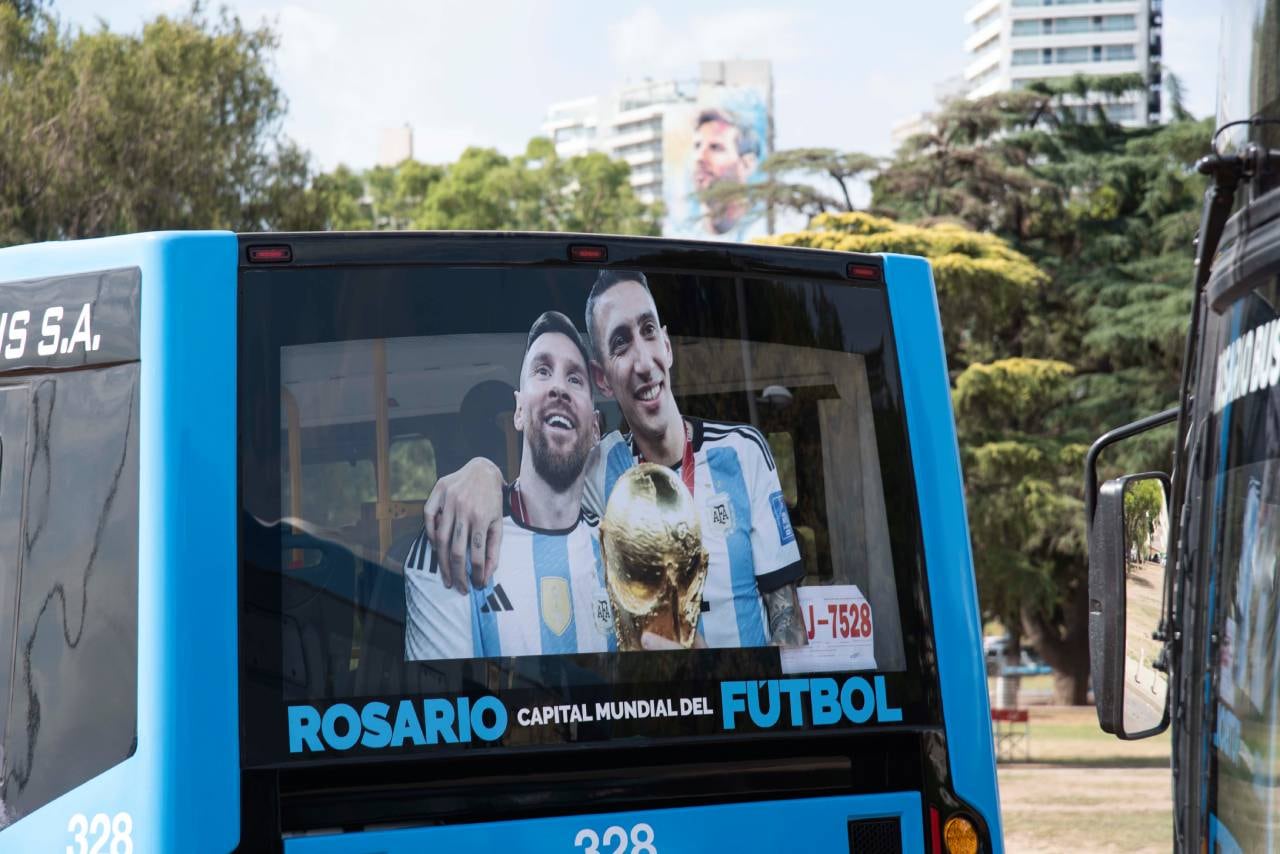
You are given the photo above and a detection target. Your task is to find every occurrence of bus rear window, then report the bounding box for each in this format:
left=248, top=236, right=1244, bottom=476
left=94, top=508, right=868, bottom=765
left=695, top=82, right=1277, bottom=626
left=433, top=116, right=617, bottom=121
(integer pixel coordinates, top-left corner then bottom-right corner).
left=238, top=264, right=933, bottom=765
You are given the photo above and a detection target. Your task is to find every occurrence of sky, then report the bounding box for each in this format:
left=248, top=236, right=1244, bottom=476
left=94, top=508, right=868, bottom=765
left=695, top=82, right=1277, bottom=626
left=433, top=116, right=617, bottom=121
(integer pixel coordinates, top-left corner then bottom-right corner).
left=52, top=0, right=1224, bottom=172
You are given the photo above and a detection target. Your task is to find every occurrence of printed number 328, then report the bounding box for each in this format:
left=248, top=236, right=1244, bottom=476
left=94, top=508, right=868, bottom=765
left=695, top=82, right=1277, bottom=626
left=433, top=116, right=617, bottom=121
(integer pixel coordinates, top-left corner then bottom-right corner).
left=66, top=812, right=132, bottom=854
left=574, top=822, right=656, bottom=854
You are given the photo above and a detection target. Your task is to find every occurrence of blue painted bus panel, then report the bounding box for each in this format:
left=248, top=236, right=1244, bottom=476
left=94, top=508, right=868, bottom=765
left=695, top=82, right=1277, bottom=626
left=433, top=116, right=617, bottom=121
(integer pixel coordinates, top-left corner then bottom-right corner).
left=882, top=253, right=1002, bottom=849
left=0, top=232, right=240, bottom=853
left=285, top=792, right=924, bottom=854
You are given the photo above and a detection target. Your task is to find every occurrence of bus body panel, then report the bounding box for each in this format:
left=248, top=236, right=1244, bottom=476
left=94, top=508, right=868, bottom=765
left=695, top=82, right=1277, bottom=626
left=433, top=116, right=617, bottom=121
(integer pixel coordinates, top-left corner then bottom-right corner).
left=282, top=792, right=925, bottom=853
left=0, top=232, right=240, bottom=853
left=883, top=254, right=1002, bottom=844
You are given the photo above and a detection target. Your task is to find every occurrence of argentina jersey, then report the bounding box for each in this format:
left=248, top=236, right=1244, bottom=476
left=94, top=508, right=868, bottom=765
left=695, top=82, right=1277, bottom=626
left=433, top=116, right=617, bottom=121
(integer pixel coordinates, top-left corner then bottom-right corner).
left=584, top=417, right=804, bottom=648
left=404, top=507, right=616, bottom=661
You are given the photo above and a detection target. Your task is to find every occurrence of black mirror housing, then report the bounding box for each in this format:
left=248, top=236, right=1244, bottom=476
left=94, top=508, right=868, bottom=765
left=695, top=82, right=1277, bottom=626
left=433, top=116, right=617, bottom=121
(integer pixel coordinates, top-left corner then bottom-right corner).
left=1089, top=472, right=1172, bottom=739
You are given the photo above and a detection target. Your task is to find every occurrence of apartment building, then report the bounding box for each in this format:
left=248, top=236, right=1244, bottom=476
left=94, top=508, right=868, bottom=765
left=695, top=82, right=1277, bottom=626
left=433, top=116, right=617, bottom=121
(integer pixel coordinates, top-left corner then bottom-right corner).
left=541, top=61, right=773, bottom=209
left=963, top=0, right=1163, bottom=126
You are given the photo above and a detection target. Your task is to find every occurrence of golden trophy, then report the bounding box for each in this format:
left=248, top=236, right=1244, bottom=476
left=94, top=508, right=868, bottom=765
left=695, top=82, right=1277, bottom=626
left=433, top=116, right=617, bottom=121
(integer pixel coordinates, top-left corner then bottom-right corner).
left=600, top=463, right=710, bottom=650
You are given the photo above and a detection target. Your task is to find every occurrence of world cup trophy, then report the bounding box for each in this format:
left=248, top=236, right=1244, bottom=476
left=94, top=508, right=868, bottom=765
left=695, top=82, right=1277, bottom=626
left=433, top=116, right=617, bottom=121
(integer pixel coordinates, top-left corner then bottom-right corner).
left=600, top=463, right=710, bottom=650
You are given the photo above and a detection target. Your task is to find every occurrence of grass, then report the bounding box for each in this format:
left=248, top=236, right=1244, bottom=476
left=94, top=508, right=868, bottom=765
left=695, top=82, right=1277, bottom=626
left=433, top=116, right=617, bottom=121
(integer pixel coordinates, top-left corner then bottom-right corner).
left=996, top=705, right=1173, bottom=853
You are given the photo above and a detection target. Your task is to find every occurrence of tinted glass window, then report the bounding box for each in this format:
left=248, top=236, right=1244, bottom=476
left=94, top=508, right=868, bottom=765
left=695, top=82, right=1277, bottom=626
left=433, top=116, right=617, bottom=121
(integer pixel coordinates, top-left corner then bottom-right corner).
left=0, top=268, right=140, bottom=828
left=1197, top=277, right=1280, bottom=849
left=0, top=368, right=139, bottom=825
left=240, top=264, right=934, bottom=766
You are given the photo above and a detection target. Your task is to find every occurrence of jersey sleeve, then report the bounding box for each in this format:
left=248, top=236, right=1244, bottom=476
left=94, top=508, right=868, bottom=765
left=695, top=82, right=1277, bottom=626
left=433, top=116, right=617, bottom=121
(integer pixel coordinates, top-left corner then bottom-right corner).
left=744, top=430, right=804, bottom=592
left=582, top=430, right=630, bottom=519
left=403, top=528, right=476, bottom=661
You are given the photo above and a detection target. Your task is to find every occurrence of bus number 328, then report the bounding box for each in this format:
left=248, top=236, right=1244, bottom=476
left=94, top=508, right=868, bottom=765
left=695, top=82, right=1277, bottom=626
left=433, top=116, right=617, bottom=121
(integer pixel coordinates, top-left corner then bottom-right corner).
left=66, top=812, right=132, bottom=854
left=574, top=822, right=656, bottom=854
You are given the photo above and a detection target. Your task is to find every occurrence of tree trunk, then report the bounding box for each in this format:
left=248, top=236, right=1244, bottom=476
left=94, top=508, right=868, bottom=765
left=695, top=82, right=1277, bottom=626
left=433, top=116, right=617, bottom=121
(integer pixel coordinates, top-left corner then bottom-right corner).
left=1021, top=574, right=1092, bottom=705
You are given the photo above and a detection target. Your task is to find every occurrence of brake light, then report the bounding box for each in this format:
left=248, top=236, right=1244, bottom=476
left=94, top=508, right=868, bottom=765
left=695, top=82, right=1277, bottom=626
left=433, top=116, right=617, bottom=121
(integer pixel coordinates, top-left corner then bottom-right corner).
left=248, top=245, right=293, bottom=263
left=846, top=262, right=879, bottom=280
left=569, top=244, right=607, bottom=262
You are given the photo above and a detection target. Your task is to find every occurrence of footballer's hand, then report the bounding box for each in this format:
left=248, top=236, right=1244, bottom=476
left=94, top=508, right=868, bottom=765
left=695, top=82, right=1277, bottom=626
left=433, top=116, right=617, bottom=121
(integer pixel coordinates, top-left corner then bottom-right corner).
left=640, top=631, right=708, bottom=651
left=765, top=583, right=808, bottom=649
left=423, top=457, right=505, bottom=594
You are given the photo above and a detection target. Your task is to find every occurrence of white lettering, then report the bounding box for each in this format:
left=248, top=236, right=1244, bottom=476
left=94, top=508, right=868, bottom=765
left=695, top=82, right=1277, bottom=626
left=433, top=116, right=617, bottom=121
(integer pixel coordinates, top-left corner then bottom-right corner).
left=1252, top=322, right=1271, bottom=392
left=37, top=305, right=62, bottom=356
left=5, top=310, right=28, bottom=359
left=68, top=302, right=94, bottom=352
left=1270, top=321, right=1280, bottom=388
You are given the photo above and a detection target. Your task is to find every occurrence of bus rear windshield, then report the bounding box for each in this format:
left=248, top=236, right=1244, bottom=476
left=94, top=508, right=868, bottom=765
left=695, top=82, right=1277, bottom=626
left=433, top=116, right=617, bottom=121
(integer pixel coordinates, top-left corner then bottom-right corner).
left=238, top=262, right=935, bottom=766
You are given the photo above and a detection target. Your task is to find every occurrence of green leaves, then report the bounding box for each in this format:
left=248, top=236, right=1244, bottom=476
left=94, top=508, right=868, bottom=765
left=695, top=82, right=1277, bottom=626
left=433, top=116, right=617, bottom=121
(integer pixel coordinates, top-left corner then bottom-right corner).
left=954, top=358, right=1075, bottom=434
left=857, top=77, right=1210, bottom=700
left=315, top=138, right=663, bottom=236
left=697, top=147, right=879, bottom=220
left=762, top=212, right=1045, bottom=368
left=0, top=4, right=325, bottom=244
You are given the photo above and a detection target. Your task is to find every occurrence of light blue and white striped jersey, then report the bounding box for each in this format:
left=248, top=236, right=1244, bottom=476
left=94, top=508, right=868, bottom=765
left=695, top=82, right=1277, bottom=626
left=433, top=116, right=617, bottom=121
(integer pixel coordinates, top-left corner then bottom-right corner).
left=583, top=417, right=804, bottom=648
left=404, top=505, right=615, bottom=661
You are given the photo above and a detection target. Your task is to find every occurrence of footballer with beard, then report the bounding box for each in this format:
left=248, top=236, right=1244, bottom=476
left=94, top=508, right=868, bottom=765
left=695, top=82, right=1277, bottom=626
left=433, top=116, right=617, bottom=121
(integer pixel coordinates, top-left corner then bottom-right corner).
left=404, top=312, right=615, bottom=660
left=422, top=272, right=807, bottom=651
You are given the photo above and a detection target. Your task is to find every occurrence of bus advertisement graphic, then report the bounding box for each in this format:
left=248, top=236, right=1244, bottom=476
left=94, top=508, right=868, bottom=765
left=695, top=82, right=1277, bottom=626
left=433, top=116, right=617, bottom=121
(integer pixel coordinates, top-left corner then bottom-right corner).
left=245, top=261, right=927, bottom=767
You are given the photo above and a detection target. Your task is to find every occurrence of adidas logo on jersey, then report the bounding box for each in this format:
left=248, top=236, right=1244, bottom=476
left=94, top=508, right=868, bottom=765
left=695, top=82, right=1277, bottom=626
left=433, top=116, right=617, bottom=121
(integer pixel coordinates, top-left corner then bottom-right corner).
left=480, top=584, right=515, bottom=614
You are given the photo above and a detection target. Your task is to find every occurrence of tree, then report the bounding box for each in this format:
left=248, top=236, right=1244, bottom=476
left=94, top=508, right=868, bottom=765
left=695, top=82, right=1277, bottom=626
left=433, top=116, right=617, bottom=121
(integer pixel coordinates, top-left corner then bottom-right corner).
left=866, top=76, right=1212, bottom=703
left=1123, top=478, right=1165, bottom=569
left=314, top=137, right=664, bottom=235
left=953, top=358, right=1090, bottom=701
left=415, top=137, right=662, bottom=235
left=0, top=4, right=329, bottom=246
left=759, top=214, right=1104, bottom=698
left=698, top=147, right=880, bottom=223
left=764, top=211, right=1046, bottom=370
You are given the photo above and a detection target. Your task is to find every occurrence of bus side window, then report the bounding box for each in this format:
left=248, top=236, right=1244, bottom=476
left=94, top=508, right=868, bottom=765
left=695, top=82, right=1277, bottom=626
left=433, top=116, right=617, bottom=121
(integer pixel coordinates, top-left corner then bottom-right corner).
left=0, top=386, right=28, bottom=827
left=0, top=369, right=139, bottom=827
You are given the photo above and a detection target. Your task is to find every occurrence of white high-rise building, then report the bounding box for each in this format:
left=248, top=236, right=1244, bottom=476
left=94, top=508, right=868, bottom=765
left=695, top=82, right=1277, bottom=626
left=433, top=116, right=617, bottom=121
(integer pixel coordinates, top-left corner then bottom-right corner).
left=377, top=125, right=414, bottom=167
left=962, top=0, right=1163, bottom=126
left=541, top=61, right=773, bottom=208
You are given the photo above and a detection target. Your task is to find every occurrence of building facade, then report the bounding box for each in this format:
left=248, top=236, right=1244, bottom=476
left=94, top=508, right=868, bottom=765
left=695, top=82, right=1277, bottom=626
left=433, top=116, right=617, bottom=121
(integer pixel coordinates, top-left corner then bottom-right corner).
left=542, top=61, right=774, bottom=239
left=962, top=0, right=1163, bottom=126
left=376, top=125, right=414, bottom=168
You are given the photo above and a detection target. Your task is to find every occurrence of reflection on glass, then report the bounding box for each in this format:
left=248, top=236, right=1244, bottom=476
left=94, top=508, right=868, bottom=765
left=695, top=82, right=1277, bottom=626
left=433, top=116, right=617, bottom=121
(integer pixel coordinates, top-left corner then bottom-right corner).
left=1121, top=477, right=1169, bottom=735
left=1209, top=460, right=1280, bottom=849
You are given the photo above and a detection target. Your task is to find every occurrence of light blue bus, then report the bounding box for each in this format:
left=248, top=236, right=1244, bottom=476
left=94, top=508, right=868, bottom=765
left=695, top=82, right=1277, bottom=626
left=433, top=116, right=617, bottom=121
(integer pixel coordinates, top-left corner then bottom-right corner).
left=0, top=231, right=998, bottom=853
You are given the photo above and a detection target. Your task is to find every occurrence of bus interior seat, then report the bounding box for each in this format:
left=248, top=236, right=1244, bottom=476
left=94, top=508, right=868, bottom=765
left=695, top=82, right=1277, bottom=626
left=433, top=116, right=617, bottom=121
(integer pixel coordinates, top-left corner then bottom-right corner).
left=455, top=379, right=517, bottom=479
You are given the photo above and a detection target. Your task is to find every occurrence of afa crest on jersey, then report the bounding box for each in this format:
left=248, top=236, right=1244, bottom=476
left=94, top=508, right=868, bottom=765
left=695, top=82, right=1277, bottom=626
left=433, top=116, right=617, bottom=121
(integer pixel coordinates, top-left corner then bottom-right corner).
left=540, top=576, right=573, bottom=636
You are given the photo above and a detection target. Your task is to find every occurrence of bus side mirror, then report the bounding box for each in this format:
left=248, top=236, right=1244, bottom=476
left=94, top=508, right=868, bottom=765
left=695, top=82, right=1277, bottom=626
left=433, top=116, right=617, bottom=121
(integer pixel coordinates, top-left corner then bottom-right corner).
left=1089, top=472, right=1172, bottom=739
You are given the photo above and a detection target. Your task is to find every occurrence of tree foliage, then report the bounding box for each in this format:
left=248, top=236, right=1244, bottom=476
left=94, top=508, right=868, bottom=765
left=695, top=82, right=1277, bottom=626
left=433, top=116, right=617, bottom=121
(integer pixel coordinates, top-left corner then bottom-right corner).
left=770, top=79, right=1211, bottom=703
left=315, top=137, right=663, bottom=236
left=764, top=211, right=1045, bottom=369
left=699, top=147, right=880, bottom=221
left=1123, top=478, right=1165, bottom=569
left=0, top=3, right=327, bottom=246
left=882, top=80, right=1209, bottom=702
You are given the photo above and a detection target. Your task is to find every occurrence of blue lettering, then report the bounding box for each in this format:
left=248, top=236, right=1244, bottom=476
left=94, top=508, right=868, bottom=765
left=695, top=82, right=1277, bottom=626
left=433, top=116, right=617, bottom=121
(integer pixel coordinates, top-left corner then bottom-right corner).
left=778, top=679, right=808, bottom=725
left=391, top=699, right=426, bottom=747
left=471, top=695, right=508, bottom=741
left=321, top=703, right=361, bottom=750
left=721, top=681, right=747, bottom=730
left=747, top=679, right=781, bottom=727
left=457, top=696, right=472, bottom=741
left=360, top=701, right=392, bottom=748
left=874, top=676, right=902, bottom=723
left=287, top=705, right=323, bottom=753
left=810, top=678, right=841, bottom=725
left=840, top=677, right=874, bottom=724
left=423, top=698, right=459, bottom=744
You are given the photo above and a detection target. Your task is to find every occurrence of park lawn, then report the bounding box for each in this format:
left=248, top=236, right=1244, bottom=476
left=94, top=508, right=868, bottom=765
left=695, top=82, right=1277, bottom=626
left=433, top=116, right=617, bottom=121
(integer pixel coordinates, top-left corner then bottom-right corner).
left=996, top=706, right=1172, bottom=853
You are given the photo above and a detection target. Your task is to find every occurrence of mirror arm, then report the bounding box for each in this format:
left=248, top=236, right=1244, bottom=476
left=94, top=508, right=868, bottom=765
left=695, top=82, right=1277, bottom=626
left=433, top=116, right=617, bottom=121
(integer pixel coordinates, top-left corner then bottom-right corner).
left=1084, top=407, right=1179, bottom=534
